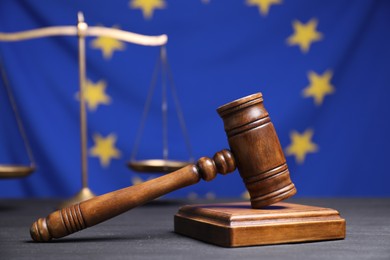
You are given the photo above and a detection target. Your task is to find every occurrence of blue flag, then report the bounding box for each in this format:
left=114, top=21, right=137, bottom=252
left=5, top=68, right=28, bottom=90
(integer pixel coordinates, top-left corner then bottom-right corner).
left=0, top=0, right=389, bottom=199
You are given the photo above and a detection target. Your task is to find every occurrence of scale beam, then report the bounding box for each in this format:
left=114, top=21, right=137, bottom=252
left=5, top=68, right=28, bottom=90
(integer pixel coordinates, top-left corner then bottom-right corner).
left=0, top=26, right=167, bottom=46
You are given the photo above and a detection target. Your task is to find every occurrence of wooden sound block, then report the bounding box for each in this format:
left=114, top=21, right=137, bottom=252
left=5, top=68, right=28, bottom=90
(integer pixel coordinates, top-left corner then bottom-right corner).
left=174, top=202, right=346, bottom=247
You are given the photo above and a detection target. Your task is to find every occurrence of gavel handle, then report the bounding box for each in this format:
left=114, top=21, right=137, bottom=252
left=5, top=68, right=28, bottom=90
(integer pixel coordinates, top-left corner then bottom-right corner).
left=30, top=150, right=235, bottom=242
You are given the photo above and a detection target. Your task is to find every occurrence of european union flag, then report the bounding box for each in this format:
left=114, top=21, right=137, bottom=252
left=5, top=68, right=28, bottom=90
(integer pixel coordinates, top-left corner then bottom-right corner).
left=0, top=0, right=389, bottom=199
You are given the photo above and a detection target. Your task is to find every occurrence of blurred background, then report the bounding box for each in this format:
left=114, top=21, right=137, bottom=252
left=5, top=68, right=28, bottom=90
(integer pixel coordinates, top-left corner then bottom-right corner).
left=0, top=0, right=389, bottom=200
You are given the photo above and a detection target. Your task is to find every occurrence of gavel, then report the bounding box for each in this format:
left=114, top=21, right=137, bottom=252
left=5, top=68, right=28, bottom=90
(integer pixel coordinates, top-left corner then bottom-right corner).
left=30, top=93, right=296, bottom=242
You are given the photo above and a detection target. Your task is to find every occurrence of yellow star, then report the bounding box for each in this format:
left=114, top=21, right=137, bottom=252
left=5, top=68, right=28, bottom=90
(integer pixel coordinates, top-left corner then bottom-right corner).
left=287, top=18, right=323, bottom=53
left=246, top=0, right=282, bottom=16
left=131, top=175, right=144, bottom=186
left=129, top=0, right=166, bottom=19
left=241, top=190, right=250, bottom=200
left=90, top=133, right=121, bottom=167
left=285, top=129, right=318, bottom=164
left=303, top=70, right=335, bottom=105
left=78, top=79, right=111, bottom=111
left=90, top=32, right=125, bottom=59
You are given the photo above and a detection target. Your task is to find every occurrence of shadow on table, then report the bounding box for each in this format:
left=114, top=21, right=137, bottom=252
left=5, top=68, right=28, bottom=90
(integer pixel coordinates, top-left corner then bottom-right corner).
left=143, top=199, right=187, bottom=207
left=23, top=232, right=177, bottom=244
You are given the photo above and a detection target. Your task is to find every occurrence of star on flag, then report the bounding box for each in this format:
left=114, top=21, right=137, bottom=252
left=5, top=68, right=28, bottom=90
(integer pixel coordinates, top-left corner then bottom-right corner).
left=131, top=175, right=144, bottom=186
left=285, top=129, right=318, bottom=164
left=90, top=133, right=122, bottom=167
left=241, top=190, right=250, bottom=200
left=287, top=18, right=323, bottom=53
left=303, top=70, right=335, bottom=106
left=78, top=79, right=111, bottom=111
left=90, top=32, right=126, bottom=59
left=246, top=0, right=282, bottom=16
left=129, top=0, right=166, bottom=19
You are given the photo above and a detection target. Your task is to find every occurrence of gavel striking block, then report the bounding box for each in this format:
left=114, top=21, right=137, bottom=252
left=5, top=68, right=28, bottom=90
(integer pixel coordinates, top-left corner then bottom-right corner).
left=217, top=93, right=296, bottom=208
left=174, top=93, right=345, bottom=247
left=30, top=93, right=345, bottom=246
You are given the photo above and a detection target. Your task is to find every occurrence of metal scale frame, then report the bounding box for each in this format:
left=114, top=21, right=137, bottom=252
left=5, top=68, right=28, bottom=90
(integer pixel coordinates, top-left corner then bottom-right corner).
left=0, top=55, right=36, bottom=178
left=0, top=12, right=193, bottom=205
left=128, top=45, right=194, bottom=173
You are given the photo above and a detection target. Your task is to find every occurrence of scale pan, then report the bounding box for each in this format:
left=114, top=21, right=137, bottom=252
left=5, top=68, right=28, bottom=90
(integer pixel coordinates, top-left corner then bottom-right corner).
left=0, top=164, right=35, bottom=178
left=127, top=159, right=192, bottom=173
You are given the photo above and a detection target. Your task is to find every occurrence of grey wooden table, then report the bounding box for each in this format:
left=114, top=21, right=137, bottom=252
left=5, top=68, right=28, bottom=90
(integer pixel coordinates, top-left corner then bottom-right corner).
left=0, top=198, right=389, bottom=260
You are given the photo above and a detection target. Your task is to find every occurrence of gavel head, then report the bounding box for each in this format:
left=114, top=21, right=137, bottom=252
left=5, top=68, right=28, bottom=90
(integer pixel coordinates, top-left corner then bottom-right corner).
left=217, top=93, right=296, bottom=208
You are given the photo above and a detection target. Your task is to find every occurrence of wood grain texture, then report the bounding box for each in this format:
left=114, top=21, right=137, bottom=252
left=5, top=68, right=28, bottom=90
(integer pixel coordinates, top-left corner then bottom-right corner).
left=29, top=93, right=298, bottom=242
left=174, top=202, right=346, bottom=247
left=217, top=93, right=296, bottom=208
left=30, top=150, right=236, bottom=241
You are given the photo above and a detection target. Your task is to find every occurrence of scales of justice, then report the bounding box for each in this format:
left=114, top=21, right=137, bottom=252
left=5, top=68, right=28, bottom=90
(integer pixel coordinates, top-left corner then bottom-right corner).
left=0, top=12, right=194, bottom=207
left=0, top=13, right=345, bottom=247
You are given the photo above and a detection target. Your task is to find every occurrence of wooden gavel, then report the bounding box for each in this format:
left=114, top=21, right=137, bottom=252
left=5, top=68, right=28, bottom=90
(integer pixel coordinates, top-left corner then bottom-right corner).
left=30, top=93, right=296, bottom=242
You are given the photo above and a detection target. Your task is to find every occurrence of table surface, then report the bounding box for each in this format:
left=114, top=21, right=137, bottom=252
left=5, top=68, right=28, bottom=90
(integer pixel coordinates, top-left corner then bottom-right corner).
left=1, top=198, right=389, bottom=260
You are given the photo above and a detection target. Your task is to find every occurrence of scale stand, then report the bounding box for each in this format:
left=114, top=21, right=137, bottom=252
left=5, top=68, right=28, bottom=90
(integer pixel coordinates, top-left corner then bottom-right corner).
left=59, top=13, right=96, bottom=208
left=0, top=12, right=168, bottom=206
